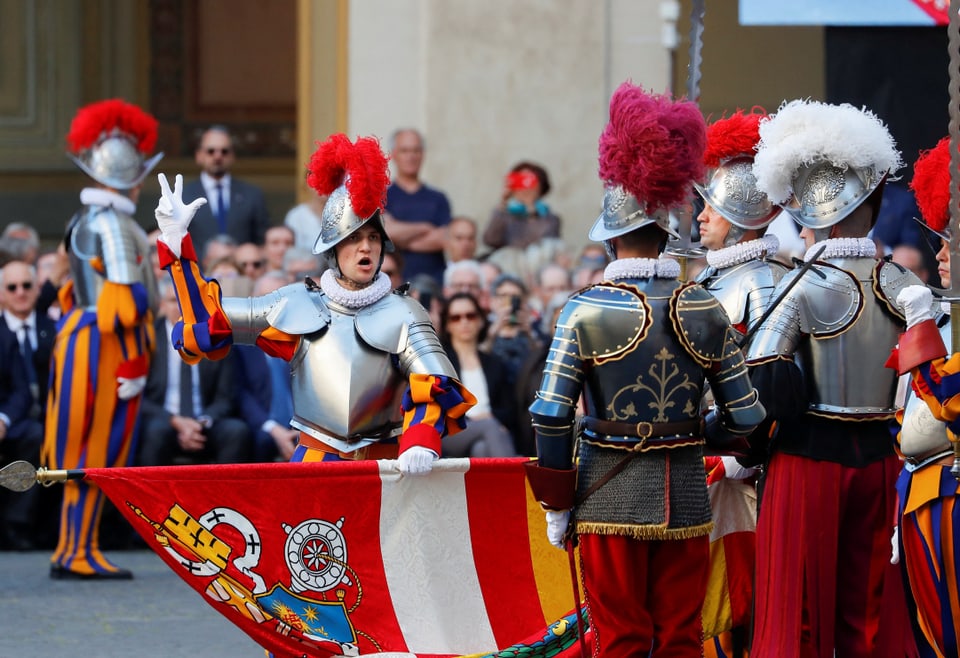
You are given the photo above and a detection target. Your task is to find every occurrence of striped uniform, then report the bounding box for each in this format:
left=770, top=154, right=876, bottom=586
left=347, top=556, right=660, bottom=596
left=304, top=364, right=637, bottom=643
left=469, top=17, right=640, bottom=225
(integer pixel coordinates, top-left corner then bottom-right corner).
left=896, top=317, right=960, bottom=657
left=43, top=275, right=154, bottom=575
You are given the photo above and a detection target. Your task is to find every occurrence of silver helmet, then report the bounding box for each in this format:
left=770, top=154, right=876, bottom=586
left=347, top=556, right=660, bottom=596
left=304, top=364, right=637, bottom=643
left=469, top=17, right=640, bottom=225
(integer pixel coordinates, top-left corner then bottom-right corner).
left=781, top=161, right=883, bottom=230
left=588, top=185, right=679, bottom=243
left=752, top=100, right=901, bottom=231
left=694, top=156, right=778, bottom=231
left=69, top=129, right=163, bottom=190
left=312, top=182, right=394, bottom=256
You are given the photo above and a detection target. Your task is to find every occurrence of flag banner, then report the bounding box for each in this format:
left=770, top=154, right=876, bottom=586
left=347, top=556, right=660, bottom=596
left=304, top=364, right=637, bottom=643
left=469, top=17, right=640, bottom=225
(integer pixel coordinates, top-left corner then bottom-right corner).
left=701, top=458, right=757, bottom=640
left=739, top=0, right=947, bottom=26
left=84, top=458, right=586, bottom=658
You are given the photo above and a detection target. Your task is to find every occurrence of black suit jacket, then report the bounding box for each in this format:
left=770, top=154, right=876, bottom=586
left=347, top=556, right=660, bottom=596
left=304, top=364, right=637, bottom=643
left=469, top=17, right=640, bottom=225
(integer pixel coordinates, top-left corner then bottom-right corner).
left=443, top=343, right=518, bottom=437
left=182, top=177, right=270, bottom=256
left=141, top=318, right=238, bottom=422
left=0, top=326, right=32, bottom=431
left=0, top=313, right=56, bottom=420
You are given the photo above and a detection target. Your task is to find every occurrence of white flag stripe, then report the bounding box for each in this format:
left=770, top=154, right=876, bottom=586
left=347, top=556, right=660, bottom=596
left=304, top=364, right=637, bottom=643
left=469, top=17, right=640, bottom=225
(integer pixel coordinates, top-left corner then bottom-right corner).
left=378, top=459, right=497, bottom=653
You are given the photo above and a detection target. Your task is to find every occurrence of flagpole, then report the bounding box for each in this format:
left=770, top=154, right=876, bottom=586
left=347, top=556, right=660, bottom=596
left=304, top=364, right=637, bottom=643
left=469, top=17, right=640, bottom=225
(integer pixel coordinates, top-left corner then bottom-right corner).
left=663, top=0, right=707, bottom=281
left=948, top=0, right=960, bottom=479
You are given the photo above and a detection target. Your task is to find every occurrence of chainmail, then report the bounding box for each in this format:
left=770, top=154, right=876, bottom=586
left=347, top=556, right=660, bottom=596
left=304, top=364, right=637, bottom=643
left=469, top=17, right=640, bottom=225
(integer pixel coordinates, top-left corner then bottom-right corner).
left=573, top=441, right=712, bottom=539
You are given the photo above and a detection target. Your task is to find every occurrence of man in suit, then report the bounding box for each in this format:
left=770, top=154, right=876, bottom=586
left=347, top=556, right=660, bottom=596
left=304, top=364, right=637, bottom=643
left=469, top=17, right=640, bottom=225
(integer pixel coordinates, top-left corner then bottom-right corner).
left=233, top=272, right=299, bottom=462
left=183, top=125, right=270, bottom=255
left=0, top=261, right=56, bottom=419
left=0, top=260, right=50, bottom=550
left=137, top=280, right=253, bottom=466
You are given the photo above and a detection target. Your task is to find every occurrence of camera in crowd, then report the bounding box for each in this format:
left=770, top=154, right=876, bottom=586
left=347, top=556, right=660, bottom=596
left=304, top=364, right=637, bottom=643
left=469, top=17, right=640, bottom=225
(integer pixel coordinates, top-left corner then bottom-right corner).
left=505, top=170, right=539, bottom=192
left=508, top=294, right=522, bottom=325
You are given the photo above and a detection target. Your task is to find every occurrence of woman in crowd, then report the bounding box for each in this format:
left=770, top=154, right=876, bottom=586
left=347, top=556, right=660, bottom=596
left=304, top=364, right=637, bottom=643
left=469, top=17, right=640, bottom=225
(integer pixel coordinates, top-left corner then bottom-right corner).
left=439, top=292, right=517, bottom=457
left=483, top=161, right=561, bottom=251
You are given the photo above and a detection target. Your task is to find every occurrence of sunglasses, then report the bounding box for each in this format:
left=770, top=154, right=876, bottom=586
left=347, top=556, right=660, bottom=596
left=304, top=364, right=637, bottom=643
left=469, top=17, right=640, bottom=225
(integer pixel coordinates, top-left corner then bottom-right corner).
left=204, top=147, right=232, bottom=156
left=447, top=311, right=479, bottom=323
left=239, top=260, right=265, bottom=270
left=5, top=281, right=33, bottom=292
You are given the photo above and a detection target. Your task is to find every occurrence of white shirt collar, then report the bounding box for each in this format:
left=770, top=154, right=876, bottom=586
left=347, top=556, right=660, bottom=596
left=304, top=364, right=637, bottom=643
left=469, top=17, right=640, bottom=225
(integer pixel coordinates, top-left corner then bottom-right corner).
left=3, top=309, right=34, bottom=332
left=80, top=187, right=136, bottom=215
left=804, top=237, right=877, bottom=262
left=603, top=257, right=681, bottom=281
left=320, top=270, right=391, bottom=308
left=201, top=172, right=231, bottom=195
left=705, top=235, right=780, bottom=270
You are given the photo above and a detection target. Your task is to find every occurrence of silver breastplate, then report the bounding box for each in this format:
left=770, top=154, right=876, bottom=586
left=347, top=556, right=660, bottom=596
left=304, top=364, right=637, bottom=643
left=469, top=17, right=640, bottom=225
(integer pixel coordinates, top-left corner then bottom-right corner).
left=899, top=321, right=951, bottom=458
left=701, top=258, right=787, bottom=330
left=68, top=205, right=158, bottom=312
left=798, top=259, right=902, bottom=415
left=285, top=291, right=457, bottom=452
left=289, top=303, right=405, bottom=450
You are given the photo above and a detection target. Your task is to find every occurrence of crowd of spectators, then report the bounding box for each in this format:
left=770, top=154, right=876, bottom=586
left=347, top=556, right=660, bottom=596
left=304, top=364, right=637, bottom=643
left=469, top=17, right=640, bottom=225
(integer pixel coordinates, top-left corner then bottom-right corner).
left=0, top=124, right=930, bottom=552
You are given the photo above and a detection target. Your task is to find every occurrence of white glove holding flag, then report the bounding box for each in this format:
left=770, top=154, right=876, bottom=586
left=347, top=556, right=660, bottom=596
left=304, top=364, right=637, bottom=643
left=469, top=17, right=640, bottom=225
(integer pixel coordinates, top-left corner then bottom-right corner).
left=116, top=375, right=147, bottom=400
left=156, top=173, right=207, bottom=258
left=897, top=285, right=935, bottom=330
left=397, top=446, right=438, bottom=476
left=545, top=510, right=571, bottom=550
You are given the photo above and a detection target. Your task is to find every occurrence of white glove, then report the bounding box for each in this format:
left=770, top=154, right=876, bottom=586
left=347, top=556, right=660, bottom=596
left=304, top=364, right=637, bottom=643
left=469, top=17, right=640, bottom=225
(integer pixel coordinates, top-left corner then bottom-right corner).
left=156, top=173, right=207, bottom=258
left=897, top=285, right=935, bottom=329
left=545, top=510, right=571, bottom=550
left=721, top=455, right=758, bottom=480
left=117, top=375, right=147, bottom=400
left=890, top=525, right=900, bottom=565
left=397, top=446, right=438, bottom=476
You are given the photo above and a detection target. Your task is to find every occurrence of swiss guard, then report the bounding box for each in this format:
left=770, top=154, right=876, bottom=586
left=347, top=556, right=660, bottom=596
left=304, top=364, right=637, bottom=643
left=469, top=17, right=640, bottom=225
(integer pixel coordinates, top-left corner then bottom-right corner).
left=695, top=108, right=788, bottom=338
left=524, top=81, right=765, bottom=656
left=152, top=134, right=474, bottom=474
left=746, top=99, right=923, bottom=658
left=44, top=98, right=162, bottom=580
left=890, top=135, right=960, bottom=657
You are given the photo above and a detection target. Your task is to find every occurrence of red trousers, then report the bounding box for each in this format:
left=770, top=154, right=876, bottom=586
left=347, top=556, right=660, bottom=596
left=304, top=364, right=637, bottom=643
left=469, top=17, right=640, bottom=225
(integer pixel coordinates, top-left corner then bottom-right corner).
left=579, top=532, right=709, bottom=657
left=752, top=452, right=915, bottom=658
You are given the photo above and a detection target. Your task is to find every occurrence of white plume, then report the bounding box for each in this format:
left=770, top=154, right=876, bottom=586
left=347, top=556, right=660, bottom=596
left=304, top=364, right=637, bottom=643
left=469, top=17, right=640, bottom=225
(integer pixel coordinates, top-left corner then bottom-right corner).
left=752, top=99, right=903, bottom=204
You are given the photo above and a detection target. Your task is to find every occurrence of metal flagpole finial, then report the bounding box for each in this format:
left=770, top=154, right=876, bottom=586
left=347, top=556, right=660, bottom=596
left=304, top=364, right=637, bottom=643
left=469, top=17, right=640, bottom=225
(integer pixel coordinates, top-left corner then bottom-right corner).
left=0, top=461, right=41, bottom=492
left=0, top=460, right=83, bottom=491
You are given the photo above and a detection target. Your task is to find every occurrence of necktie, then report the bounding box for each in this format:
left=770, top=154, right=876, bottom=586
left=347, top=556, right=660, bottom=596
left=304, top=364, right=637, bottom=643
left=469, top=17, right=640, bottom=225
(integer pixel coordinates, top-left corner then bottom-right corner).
left=215, top=183, right=228, bottom=234
left=19, top=324, right=40, bottom=418
left=179, top=360, right=195, bottom=418
left=19, top=325, right=36, bottom=385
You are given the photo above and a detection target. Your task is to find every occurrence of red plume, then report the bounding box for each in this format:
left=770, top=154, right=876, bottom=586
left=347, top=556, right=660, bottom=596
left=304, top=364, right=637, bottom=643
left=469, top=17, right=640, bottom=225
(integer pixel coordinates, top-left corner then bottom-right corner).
left=598, top=82, right=706, bottom=213
left=66, top=98, right=158, bottom=154
left=306, top=134, right=389, bottom=219
left=703, top=108, right=765, bottom=168
left=910, top=136, right=952, bottom=233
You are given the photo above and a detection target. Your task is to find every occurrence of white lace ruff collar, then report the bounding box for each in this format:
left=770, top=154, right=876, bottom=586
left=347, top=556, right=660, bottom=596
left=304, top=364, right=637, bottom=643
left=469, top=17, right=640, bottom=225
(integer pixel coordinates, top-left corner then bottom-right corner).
left=804, top=237, right=876, bottom=262
left=320, top=269, right=391, bottom=308
left=603, top=257, right=681, bottom=281
left=706, top=235, right=780, bottom=269
left=80, top=187, right=136, bottom=215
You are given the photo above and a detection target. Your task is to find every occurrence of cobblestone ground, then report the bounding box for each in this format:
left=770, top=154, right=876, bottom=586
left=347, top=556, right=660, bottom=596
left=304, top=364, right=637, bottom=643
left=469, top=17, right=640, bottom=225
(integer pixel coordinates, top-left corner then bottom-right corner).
left=0, top=550, right=262, bottom=657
